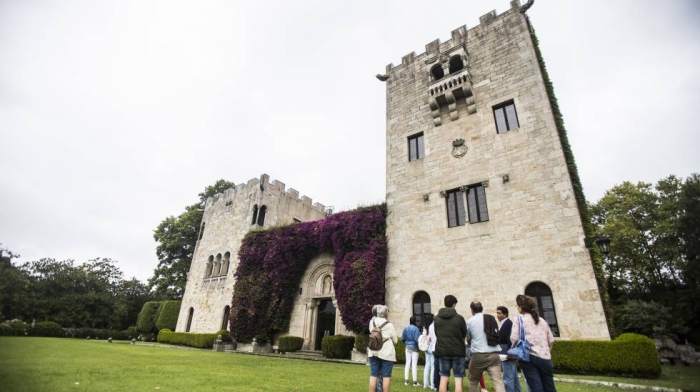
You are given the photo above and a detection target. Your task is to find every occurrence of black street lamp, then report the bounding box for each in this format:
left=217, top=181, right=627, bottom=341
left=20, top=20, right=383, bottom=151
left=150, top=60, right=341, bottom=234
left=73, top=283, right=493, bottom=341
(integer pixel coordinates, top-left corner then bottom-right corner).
left=585, top=234, right=611, bottom=255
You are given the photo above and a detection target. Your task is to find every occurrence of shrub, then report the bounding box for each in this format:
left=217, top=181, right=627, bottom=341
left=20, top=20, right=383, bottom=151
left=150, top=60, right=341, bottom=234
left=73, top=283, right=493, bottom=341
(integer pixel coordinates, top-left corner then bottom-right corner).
left=215, top=329, right=232, bottom=343
left=136, top=302, right=162, bottom=334
left=155, top=301, right=181, bottom=332
left=354, top=334, right=368, bottom=352
left=157, top=329, right=217, bottom=348
left=551, top=333, right=661, bottom=377
left=30, top=321, right=63, bottom=337
left=322, top=335, right=355, bottom=359
left=0, top=320, right=28, bottom=336
left=278, top=335, right=304, bottom=352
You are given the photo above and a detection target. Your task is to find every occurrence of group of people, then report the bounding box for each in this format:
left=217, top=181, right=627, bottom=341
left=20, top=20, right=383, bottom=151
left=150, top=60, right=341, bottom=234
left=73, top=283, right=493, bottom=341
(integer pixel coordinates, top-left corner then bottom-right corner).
left=367, top=294, right=556, bottom=392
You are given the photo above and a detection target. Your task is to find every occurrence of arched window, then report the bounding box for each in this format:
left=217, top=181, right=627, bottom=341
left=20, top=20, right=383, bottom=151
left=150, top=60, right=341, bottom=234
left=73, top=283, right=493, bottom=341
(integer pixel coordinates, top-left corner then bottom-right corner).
left=525, top=282, right=560, bottom=337
left=448, top=55, right=464, bottom=74
left=214, top=254, right=222, bottom=276
left=221, top=306, right=231, bottom=331
left=205, top=255, right=214, bottom=277
left=251, top=204, right=258, bottom=225
left=186, top=307, right=194, bottom=332
left=221, top=252, right=231, bottom=275
left=257, top=205, right=267, bottom=226
left=199, top=222, right=205, bottom=240
left=412, top=291, right=432, bottom=328
left=431, top=65, right=444, bottom=81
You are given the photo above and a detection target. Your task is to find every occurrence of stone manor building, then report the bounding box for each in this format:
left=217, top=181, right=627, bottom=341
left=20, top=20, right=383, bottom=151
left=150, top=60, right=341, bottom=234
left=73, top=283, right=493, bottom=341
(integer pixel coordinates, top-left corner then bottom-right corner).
left=176, top=1, right=611, bottom=347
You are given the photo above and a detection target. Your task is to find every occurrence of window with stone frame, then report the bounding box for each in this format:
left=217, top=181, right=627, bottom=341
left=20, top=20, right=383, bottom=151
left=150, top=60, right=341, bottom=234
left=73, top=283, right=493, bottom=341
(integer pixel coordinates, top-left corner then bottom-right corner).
left=408, top=132, right=425, bottom=161
left=445, top=188, right=466, bottom=228
left=493, top=100, right=519, bottom=134
left=525, top=281, right=561, bottom=337
left=466, top=184, right=489, bottom=223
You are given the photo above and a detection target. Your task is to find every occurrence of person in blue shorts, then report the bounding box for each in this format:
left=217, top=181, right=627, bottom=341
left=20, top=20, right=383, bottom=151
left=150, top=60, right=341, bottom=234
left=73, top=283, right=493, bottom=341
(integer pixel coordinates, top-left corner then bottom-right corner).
left=434, top=295, right=467, bottom=392
left=367, top=304, right=398, bottom=392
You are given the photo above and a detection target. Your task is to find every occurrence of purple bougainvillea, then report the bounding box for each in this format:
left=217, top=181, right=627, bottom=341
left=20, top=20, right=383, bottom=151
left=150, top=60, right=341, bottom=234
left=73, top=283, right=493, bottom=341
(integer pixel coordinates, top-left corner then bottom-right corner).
left=230, top=204, right=387, bottom=343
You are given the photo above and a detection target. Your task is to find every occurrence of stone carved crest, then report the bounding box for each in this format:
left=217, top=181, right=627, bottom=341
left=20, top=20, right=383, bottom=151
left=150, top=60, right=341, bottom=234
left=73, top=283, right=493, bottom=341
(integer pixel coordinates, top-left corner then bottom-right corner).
left=451, top=138, right=468, bottom=159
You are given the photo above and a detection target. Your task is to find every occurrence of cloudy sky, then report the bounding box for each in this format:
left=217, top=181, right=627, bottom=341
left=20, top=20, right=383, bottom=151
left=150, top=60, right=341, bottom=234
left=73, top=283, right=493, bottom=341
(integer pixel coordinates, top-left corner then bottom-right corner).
left=2, top=0, right=698, bottom=283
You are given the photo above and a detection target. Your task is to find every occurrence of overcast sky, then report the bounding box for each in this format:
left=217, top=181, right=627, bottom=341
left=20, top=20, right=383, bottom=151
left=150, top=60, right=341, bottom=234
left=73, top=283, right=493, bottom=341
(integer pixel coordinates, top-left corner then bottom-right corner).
left=2, top=0, right=698, bottom=283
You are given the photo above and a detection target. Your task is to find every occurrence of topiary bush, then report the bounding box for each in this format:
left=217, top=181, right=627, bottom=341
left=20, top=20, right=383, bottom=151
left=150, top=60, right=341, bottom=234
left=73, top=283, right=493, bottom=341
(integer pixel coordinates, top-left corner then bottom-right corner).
left=278, top=335, right=304, bottom=352
left=157, top=329, right=218, bottom=349
left=354, top=334, right=369, bottom=352
left=136, top=301, right=162, bottom=334
left=322, top=335, right=355, bottom=359
left=215, top=329, right=232, bottom=343
left=155, top=301, right=181, bottom=332
left=551, top=333, right=661, bottom=377
left=30, top=321, right=63, bottom=337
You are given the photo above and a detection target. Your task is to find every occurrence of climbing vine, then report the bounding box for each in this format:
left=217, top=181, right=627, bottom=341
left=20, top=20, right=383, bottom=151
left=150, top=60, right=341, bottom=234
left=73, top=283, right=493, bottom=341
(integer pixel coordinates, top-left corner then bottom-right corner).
left=229, top=204, right=387, bottom=343
left=527, top=18, right=614, bottom=335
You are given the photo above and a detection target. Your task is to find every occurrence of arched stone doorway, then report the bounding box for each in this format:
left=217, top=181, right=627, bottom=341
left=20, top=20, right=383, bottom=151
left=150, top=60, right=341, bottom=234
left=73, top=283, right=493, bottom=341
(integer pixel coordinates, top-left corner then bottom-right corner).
left=287, top=254, right=351, bottom=351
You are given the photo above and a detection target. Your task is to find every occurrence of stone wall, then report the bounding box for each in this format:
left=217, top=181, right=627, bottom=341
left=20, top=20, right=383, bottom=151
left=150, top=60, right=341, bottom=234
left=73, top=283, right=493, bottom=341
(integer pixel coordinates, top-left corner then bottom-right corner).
left=176, top=174, right=327, bottom=333
left=383, top=2, right=609, bottom=339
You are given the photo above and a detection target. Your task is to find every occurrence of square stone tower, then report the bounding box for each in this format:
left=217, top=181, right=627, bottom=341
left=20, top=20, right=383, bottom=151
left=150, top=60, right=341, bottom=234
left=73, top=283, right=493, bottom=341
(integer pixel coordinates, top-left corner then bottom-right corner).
left=176, top=174, right=328, bottom=333
left=383, top=2, right=609, bottom=339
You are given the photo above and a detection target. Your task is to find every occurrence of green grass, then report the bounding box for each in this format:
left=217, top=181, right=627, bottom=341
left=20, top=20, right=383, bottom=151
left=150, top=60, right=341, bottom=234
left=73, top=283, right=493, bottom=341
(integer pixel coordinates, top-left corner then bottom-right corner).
left=0, top=337, right=697, bottom=391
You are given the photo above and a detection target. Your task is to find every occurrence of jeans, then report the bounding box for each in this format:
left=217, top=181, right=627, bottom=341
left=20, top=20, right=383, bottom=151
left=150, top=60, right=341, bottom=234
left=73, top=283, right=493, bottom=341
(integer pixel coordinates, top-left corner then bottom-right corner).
left=433, top=355, right=442, bottom=390
left=502, top=359, right=522, bottom=392
left=405, top=347, right=419, bottom=382
left=424, top=351, right=435, bottom=388
left=519, top=355, right=556, bottom=392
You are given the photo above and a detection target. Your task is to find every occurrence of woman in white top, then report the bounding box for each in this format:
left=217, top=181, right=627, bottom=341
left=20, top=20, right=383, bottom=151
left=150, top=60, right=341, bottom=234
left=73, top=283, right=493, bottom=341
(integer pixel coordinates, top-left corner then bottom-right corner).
left=367, top=304, right=398, bottom=392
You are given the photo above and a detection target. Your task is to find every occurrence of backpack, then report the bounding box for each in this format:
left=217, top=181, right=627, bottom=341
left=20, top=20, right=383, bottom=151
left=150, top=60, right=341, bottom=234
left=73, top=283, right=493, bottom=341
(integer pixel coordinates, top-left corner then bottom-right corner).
left=418, top=333, right=430, bottom=351
left=368, top=320, right=388, bottom=351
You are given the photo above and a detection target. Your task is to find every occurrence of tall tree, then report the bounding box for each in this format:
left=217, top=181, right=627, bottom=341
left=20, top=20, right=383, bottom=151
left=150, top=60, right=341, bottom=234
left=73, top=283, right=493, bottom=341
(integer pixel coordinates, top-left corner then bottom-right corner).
left=677, top=174, right=700, bottom=337
left=148, top=179, right=234, bottom=299
left=0, top=245, right=31, bottom=321
left=591, top=174, right=699, bottom=339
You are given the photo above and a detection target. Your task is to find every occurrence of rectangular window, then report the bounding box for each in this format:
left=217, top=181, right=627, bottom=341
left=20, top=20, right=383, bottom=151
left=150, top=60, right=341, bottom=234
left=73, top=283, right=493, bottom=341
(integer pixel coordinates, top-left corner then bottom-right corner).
left=408, top=132, right=425, bottom=161
left=467, top=184, right=489, bottom=223
left=445, top=189, right=466, bottom=228
left=493, top=100, right=519, bottom=134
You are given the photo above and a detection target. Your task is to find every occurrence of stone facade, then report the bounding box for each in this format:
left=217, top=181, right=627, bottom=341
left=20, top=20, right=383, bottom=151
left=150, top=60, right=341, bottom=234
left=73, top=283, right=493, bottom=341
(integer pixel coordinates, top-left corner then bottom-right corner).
left=176, top=174, right=328, bottom=333
left=383, top=1, right=609, bottom=339
left=176, top=0, right=611, bottom=344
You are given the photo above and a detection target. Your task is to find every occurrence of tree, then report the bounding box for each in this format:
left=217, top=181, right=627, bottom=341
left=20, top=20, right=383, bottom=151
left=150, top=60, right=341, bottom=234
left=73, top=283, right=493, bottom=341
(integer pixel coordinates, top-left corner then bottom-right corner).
left=0, top=245, right=31, bottom=321
left=591, top=174, right=699, bottom=339
left=148, top=179, right=234, bottom=299
left=677, top=174, right=700, bottom=338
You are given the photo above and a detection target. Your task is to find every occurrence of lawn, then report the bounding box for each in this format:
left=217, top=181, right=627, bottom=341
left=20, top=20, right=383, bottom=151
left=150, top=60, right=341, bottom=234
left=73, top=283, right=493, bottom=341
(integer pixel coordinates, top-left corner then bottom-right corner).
left=0, top=337, right=697, bottom=391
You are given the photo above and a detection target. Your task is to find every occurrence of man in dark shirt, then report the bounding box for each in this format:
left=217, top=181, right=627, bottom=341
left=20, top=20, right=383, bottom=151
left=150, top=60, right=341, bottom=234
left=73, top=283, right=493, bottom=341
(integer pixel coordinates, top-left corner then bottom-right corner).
left=498, top=306, right=521, bottom=392
left=434, top=295, right=467, bottom=392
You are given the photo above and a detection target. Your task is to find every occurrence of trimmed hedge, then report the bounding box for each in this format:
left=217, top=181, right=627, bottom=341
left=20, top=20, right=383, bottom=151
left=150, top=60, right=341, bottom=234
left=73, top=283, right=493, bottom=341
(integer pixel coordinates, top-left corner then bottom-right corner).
left=30, top=321, right=63, bottom=337
left=64, top=327, right=132, bottom=340
left=551, top=333, right=661, bottom=377
left=322, top=335, right=355, bottom=359
left=278, top=335, right=304, bottom=352
left=354, top=334, right=368, bottom=352
left=215, top=329, right=232, bottom=343
left=157, top=328, right=218, bottom=349
left=136, top=301, right=162, bottom=334
left=155, top=300, right=181, bottom=332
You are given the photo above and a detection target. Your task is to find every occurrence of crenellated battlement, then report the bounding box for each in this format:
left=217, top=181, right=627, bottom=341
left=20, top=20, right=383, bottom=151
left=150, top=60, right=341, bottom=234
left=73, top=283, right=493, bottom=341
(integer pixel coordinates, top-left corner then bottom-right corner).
left=384, top=1, right=520, bottom=74
left=203, top=174, right=326, bottom=214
